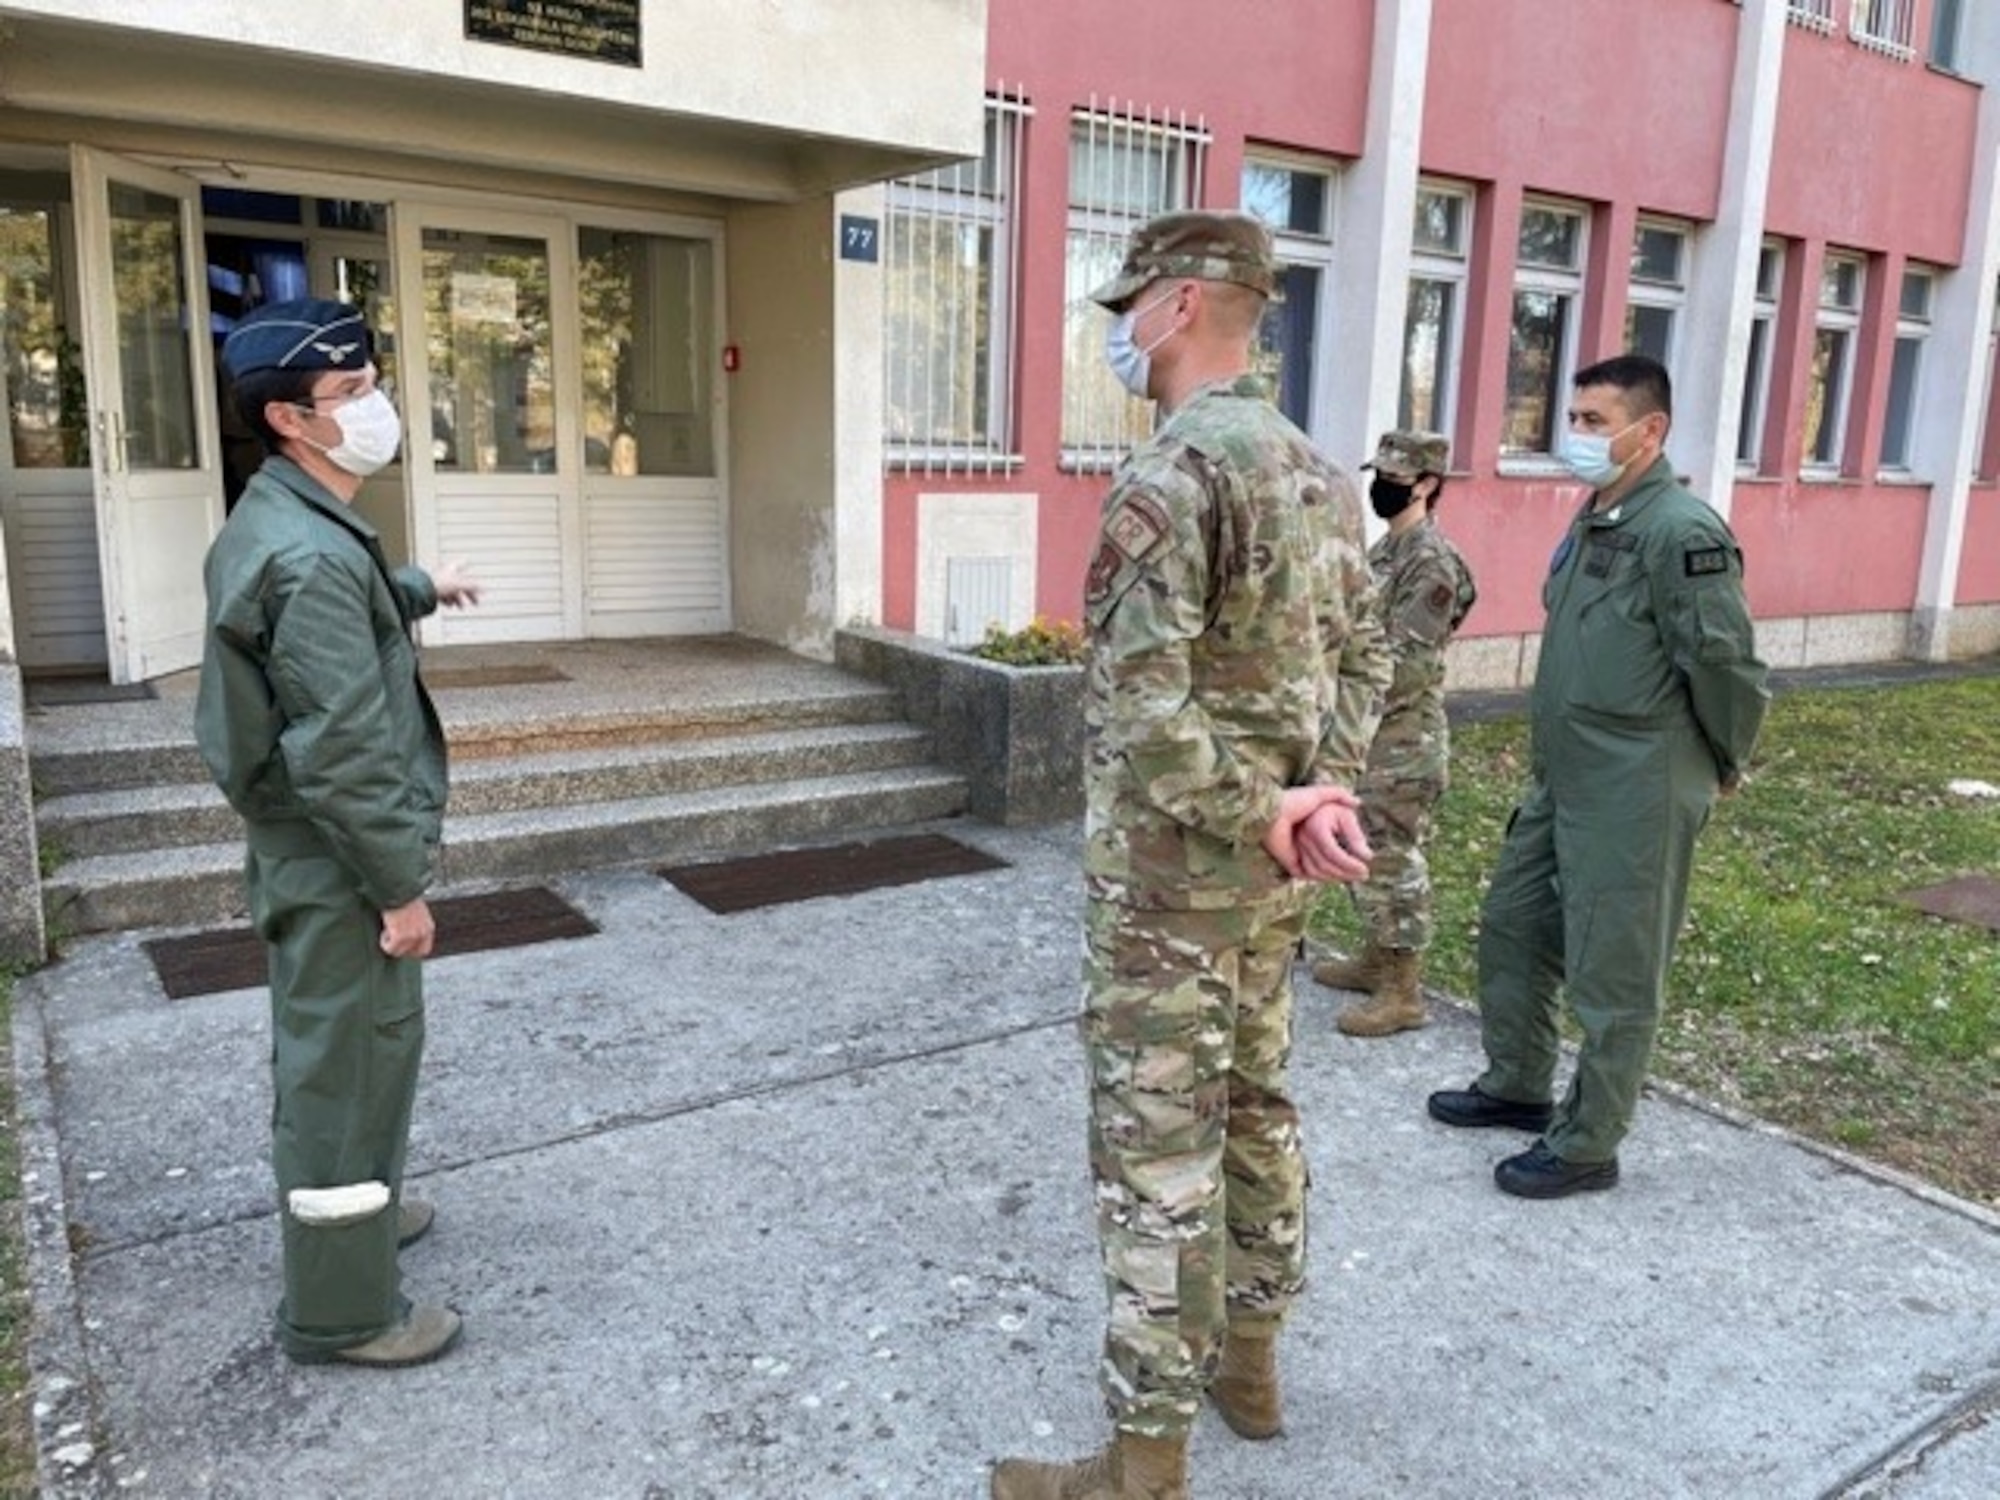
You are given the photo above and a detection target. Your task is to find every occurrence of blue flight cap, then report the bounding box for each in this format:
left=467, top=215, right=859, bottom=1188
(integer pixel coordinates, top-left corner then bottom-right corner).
left=220, top=298, right=372, bottom=380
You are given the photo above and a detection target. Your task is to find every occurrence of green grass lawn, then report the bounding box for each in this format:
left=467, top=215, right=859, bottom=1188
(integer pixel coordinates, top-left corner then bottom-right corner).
left=1311, top=675, right=2000, bottom=1207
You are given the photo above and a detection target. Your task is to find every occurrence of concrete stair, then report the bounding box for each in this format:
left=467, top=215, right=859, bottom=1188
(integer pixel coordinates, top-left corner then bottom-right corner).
left=33, top=685, right=969, bottom=938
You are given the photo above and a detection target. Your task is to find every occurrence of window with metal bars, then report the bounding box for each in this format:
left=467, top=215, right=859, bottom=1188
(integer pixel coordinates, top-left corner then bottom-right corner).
left=1060, top=100, right=1209, bottom=466
left=1850, top=0, right=1917, bottom=58
left=884, top=88, right=1030, bottom=475
left=1785, top=0, right=1838, bottom=34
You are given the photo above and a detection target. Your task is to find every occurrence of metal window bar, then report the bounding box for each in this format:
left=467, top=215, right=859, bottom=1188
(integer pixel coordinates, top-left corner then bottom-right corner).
left=1850, top=0, right=1916, bottom=58
left=1786, top=0, right=1837, bottom=33
left=1065, top=98, right=1209, bottom=471
left=884, top=86, right=1031, bottom=477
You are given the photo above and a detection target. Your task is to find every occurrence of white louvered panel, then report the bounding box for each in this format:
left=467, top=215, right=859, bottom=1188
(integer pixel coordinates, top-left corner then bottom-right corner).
left=3, top=480, right=108, bottom=670
left=433, top=489, right=565, bottom=641
left=583, top=487, right=727, bottom=634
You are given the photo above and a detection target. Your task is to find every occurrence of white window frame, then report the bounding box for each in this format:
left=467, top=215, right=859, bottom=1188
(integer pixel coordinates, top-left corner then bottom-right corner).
left=1060, top=100, right=1208, bottom=468
left=1803, top=249, right=1866, bottom=478
left=884, top=88, right=1030, bottom=476
left=1242, top=151, right=1337, bottom=442
left=1850, top=0, right=1918, bottom=60
left=1878, top=263, right=1934, bottom=476
left=1786, top=0, right=1838, bottom=35
left=1625, top=216, right=1690, bottom=383
left=1737, top=238, right=1784, bottom=472
left=1501, top=197, right=1588, bottom=467
left=1399, top=178, right=1472, bottom=443
left=1978, top=274, right=2000, bottom=479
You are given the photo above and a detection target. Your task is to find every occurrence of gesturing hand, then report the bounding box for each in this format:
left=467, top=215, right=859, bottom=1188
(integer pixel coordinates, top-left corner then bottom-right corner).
left=432, top=559, right=483, bottom=608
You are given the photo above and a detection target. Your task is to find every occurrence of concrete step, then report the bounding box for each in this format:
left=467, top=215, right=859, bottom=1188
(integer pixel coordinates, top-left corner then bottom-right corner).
left=26, top=684, right=908, bottom=796
left=42, top=766, right=970, bottom=937
left=37, top=722, right=938, bottom=860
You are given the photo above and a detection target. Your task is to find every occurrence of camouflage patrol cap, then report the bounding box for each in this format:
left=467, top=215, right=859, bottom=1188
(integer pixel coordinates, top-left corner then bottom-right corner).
left=1361, top=429, right=1450, bottom=480
left=1088, top=210, right=1279, bottom=309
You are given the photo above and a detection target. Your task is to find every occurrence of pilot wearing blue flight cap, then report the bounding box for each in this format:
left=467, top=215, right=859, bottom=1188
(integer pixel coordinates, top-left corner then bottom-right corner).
left=195, top=298, right=480, bottom=1368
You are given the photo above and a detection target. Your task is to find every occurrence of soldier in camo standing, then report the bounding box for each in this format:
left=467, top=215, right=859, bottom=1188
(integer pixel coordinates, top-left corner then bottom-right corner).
left=990, top=211, right=1390, bottom=1500
left=1312, top=430, right=1477, bottom=1036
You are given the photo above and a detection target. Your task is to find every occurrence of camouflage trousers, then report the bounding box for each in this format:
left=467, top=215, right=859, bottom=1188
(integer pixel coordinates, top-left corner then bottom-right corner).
left=1351, top=758, right=1448, bottom=953
left=1082, top=893, right=1312, bottom=1439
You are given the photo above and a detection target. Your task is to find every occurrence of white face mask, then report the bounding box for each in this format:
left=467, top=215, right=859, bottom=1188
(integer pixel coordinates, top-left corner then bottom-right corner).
left=300, top=389, right=403, bottom=477
left=1103, top=289, right=1181, bottom=400
left=1557, top=416, right=1646, bottom=489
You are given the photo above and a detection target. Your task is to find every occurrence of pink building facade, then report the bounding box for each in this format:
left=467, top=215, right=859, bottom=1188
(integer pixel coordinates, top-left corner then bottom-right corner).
left=876, top=0, right=2000, bottom=683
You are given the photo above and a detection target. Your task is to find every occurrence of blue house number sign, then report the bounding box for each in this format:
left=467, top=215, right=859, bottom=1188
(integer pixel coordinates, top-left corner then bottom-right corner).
left=840, top=215, right=880, bottom=264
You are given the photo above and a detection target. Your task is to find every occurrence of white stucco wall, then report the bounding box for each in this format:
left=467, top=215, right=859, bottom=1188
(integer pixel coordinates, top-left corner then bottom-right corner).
left=0, top=1, right=986, bottom=163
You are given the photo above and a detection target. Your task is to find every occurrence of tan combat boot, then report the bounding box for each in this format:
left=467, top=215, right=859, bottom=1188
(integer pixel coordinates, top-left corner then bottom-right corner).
left=1334, top=949, right=1429, bottom=1037
left=990, top=1430, right=1189, bottom=1499
left=1310, top=942, right=1383, bottom=992
left=1207, top=1326, right=1282, bottom=1439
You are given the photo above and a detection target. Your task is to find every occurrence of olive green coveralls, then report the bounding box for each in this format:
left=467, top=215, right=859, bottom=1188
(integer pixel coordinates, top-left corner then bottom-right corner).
left=1474, top=455, right=1768, bottom=1164
left=195, top=456, right=448, bottom=1357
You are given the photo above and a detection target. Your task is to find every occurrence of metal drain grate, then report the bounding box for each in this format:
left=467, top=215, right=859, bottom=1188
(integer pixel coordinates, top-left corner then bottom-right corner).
left=143, top=886, right=599, bottom=999
left=661, top=833, right=1009, bottom=915
left=422, top=663, right=569, bottom=691
left=1897, top=874, right=2000, bottom=935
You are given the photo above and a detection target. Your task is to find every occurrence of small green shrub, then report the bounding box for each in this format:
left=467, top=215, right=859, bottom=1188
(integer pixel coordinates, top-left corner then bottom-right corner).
left=967, top=616, right=1086, bottom=667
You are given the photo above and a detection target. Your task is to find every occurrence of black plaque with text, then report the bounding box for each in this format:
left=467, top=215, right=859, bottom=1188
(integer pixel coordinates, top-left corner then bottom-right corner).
left=466, top=0, right=641, bottom=68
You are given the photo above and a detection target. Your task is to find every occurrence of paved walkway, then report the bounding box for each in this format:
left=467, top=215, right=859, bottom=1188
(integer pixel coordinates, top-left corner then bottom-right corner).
left=12, top=814, right=2000, bottom=1498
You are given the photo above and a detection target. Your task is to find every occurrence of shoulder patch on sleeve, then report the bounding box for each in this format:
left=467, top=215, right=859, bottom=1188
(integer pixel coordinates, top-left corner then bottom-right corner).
left=1428, top=582, right=1456, bottom=613
left=1105, top=493, right=1171, bottom=563
left=1684, top=544, right=1733, bottom=578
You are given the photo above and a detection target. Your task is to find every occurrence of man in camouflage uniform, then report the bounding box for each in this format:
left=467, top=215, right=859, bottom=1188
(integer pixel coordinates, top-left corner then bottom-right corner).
left=991, top=212, right=1389, bottom=1500
left=1312, top=430, right=1476, bottom=1036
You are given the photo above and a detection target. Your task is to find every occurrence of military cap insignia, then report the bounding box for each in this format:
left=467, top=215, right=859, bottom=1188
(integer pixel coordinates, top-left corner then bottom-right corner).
left=311, top=339, right=361, bottom=365
left=1684, top=545, right=1732, bottom=577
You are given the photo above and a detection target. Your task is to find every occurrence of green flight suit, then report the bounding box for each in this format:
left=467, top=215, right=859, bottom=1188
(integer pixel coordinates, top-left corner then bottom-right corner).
left=1475, top=454, right=1768, bottom=1163
left=195, top=456, right=448, bottom=1358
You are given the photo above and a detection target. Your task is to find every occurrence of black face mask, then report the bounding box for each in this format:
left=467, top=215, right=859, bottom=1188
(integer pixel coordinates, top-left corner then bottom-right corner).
left=1370, top=475, right=1419, bottom=520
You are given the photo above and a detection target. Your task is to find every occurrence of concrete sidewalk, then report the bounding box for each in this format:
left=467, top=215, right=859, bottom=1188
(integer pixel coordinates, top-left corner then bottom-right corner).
left=11, top=818, right=2000, bottom=1498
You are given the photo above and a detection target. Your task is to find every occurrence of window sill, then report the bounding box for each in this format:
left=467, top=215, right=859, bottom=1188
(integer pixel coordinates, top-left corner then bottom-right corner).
left=1872, top=471, right=1932, bottom=487
left=1796, top=468, right=1854, bottom=485
left=886, top=450, right=1026, bottom=476
left=1058, top=449, right=1132, bottom=476
left=1495, top=457, right=1573, bottom=481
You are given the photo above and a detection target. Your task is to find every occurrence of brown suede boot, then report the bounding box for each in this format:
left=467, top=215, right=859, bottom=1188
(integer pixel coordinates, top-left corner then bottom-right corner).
left=1208, top=1326, right=1282, bottom=1439
left=1335, top=949, right=1429, bottom=1037
left=990, top=1430, right=1189, bottom=1499
left=1310, top=942, right=1383, bottom=992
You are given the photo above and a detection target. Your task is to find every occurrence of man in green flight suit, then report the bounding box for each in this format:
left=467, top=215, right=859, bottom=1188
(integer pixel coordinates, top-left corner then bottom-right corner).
left=990, top=211, right=1389, bottom=1500
left=198, top=298, right=480, bottom=1365
left=1429, top=354, right=1768, bottom=1199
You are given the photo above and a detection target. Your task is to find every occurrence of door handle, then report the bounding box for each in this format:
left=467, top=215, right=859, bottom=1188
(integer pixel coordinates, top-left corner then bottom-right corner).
left=95, top=409, right=125, bottom=475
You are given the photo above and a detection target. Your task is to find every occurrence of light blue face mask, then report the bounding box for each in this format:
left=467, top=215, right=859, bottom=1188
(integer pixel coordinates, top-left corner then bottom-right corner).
left=1103, top=289, right=1181, bottom=400
left=1557, top=416, right=1646, bottom=488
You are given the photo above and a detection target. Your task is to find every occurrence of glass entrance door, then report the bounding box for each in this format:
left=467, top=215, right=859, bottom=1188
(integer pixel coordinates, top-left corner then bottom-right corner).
left=71, top=145, right=222, bottom=682
left=576, top=222, right=727, bottom=635
left=399, top=211, right=576, bottom=642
